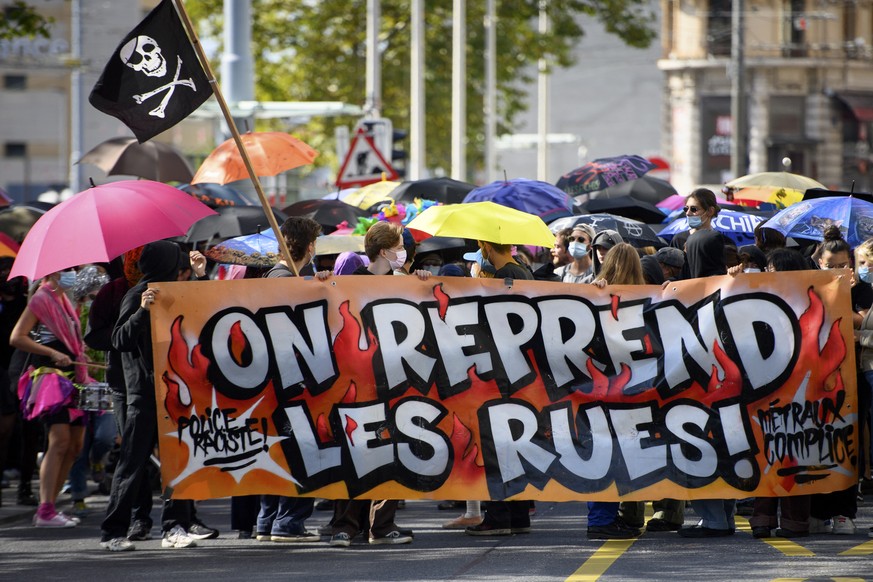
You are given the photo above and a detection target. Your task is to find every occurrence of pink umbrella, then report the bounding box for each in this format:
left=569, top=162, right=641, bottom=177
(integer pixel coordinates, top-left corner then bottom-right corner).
left=656, top=193, right=729, bottom=212
left=10, top=180, right=217, bottom=281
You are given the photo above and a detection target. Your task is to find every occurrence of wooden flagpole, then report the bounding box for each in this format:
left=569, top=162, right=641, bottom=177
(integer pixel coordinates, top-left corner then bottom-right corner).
left=171, top=0, right=299, bottom=276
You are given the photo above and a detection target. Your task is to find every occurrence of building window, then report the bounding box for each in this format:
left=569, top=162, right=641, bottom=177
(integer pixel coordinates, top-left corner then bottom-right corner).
left=769, top=96, right=805, bottom=138
left=707, top=0, right=732, bottom=57
left=3, top=75, right=26, bottom=90
left=783, top=0, right=807, bottom=57
left=4, top=143, right=26, bottom=158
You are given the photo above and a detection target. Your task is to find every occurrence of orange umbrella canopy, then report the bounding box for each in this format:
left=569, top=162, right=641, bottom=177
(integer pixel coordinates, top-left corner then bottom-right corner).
left=191, top=132, right=318, bottom=185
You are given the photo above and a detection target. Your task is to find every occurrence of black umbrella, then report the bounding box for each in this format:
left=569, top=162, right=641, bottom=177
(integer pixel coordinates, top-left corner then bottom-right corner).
left=78, top=137, right=194, bottom=183
left=282, top=199, right=368, bottom=234
left=579, top=196, right=666, bottom=224
left=389, top=177, right=475, bottom=204
left=590, top=175, right=677, bottom=205
left=0, top=204, right=50, bottom=243
left=185, top=206, right=288, bottom=244
left=803, top=187, right=873, bottom=204
left=549, top=214, right=664, bottom=248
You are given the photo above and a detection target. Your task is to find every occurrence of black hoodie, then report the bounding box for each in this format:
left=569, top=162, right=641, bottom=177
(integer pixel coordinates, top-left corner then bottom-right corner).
left=111, top=241, right=182, bottom=398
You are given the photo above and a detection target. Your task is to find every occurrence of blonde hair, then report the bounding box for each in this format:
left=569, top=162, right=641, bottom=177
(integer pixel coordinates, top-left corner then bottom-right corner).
left=596, top=243, right=645, bottom=286
left=855, top=238, right=873, bottom=263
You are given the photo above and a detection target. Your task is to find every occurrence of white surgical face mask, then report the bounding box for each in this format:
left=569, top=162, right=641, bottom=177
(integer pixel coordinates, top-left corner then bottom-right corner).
left=58, top=271, right=77, bottom=289
left=387, top=248, right=407, bottom=270
left=424, top=265, right=441, bottom=275
left=568, top=241, right=588, bottom=259
left=743, top=268, right=761, bottom=274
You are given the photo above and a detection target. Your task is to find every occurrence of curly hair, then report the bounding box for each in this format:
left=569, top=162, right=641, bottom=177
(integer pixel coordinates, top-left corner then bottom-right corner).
left=280, top=217, right=322, bottom=262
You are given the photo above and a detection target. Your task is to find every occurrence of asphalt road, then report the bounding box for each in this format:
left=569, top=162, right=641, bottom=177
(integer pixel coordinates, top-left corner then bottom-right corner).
left=1, top=487, right=871, bottom=581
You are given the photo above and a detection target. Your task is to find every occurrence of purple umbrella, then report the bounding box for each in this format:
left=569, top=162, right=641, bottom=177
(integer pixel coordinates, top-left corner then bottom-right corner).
left=462, top=178, right=575, bottom=223
left=556, top=155, right=656, bottom=197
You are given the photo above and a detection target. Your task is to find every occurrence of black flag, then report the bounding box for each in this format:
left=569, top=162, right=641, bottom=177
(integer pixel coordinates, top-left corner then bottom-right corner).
left=89, top=0, right=212, bottom=143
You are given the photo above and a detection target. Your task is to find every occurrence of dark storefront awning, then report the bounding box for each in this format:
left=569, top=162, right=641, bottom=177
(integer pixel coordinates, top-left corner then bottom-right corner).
left=833, top=91, right=873, bottom=122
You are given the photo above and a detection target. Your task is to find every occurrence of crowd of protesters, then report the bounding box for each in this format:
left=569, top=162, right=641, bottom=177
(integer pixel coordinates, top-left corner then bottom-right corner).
left=0, top=188, right=871, bottom=551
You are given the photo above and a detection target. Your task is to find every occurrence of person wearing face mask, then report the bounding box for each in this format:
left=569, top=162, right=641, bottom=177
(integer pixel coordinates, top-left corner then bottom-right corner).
left=853, top=238, right=873, bottom=541
left=10, top=268, right=90, bottom=528
left=673, top=189, right=727, bottom=279
left=352, top=221, right=431, bottom=281
left=727, top=245, right=767, bottom=277
left=393, top=229, right=418, bottom=276
left=463, top=248, right=496, bottom=278
left=556, top=225, right=596, bottom=284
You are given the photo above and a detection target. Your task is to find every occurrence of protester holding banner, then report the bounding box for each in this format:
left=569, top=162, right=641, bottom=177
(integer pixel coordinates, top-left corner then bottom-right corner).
left=330, top=221, right=423, bottom=547
left=590, top=229, right=624, bottom=280
left=10, top=270, right=89, bottom=528
left=749, top=253, right=812, bottom=539
left=587, top=244, right=647, bottom=539
left=466, top=238, right=535, bottom=537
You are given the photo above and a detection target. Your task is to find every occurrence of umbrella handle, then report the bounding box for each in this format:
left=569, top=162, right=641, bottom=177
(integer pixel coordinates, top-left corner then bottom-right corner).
left=73, top=362, right=108, bottom=370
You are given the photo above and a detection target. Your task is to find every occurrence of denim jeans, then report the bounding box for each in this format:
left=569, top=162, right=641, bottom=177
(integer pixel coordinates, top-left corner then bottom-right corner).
left=587, top=501, right=620, bottom=527
left=69, top=412, right=116, bottom=501
left=689, top=499, right=735, bottom=530
left=257, top=496, right=314, bottom=535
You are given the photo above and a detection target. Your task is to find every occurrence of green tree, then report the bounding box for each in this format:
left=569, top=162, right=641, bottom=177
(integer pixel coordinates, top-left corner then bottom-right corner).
left=183, top=0, right=655, bottom=179
left=0, top=1, right=52, bottom=40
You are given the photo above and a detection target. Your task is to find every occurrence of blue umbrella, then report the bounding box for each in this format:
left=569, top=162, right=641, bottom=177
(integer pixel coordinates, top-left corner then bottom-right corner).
left=659, top=209, right=765, bottom=246
left=761, top=196, right=873, bottom=247
left=463, top=178, right=574, bottom=223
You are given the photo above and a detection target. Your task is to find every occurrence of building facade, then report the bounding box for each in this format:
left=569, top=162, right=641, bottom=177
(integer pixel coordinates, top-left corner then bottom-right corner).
left=660, top=0, right=873, bottom=193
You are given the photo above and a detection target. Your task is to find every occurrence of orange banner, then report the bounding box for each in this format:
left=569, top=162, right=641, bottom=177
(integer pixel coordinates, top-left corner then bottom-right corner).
left=150, top=271, right=859, bottom=501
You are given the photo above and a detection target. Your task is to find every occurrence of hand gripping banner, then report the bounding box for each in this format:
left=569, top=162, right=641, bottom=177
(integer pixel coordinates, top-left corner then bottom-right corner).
left=149, top=271, right=859, bottom=501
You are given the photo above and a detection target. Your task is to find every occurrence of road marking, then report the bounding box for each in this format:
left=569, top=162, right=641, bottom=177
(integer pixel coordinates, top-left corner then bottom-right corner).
left=565, top=539, right=637, bottom=582
left=735, top=517, right=814, bottom=556
left=839, top=540, right=873, bottom=556
left=773, top=578, right=866, bottom=582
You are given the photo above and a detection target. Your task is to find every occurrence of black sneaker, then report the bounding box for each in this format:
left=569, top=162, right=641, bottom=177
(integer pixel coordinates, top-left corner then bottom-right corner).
left=465, top=522, right=511, bottom=536
left=187, top=522, right=219, bottom=540
left=677, top=525, right=732, bottom=538
left=587, top=522, right=641, bottom=540
left=127, top=520, right=153, bottom=541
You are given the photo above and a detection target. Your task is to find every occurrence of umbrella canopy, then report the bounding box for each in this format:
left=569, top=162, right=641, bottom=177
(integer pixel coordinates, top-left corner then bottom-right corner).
left=589, top=175, right=677, bottom=205
left=185, top=205, right=287, bottom=244
left=549, top=214, right=663, bottom=248
left=0, top=205, right=49, bottom=243
left=0, top=232, right=20, bottom=258
left=10, top=180, right=216, bottom=281
left=417, top=236, right=475, bottom=254
left=726, top=171, right=825, bottom=191
left=191, top=132, right=318, bottom=185
left=579, top=195, right=666, bottom=224
left=406, top=202, right=555, bottom=247
left=389, top=177, right=475, bottom=204
left=761, top=196, right=873, bottom=247
left=658, top=209, right=766, bottom=246
left=656, top=193, right=731, bottom=212
left=803, top=187, right=873, bottom=205
left=343, top=180, right=401, bottom=211
left=180, top=183, right=258, bottom=206
left=282, top=199, right=368, bottom=233
left=556, top=155, right=656, bottom=197
left=463, top=178, right=575, bottom=222
left=78, top=137, right=194, bottom=183
left=732, top=186, right=803, bottom=209
left=204, top=230, right=364, bottom=268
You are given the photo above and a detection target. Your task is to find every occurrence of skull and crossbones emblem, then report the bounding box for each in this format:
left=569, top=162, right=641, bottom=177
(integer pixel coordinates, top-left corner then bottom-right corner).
left=119, top=35, right=198, bottom=119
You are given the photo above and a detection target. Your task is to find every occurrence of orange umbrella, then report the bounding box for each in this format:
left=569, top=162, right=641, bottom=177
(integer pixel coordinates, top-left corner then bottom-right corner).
left=191, top=132, right=318, bottom=185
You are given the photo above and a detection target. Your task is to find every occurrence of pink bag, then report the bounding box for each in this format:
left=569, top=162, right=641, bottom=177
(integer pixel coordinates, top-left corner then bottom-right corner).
left=18, top=366, right=76, bottom=421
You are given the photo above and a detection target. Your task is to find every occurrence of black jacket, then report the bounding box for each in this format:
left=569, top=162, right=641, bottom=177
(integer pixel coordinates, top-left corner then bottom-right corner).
left=111, top=241, right=181, bottom=398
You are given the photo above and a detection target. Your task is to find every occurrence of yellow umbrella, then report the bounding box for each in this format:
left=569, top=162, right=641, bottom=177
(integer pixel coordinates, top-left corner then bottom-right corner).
left=315, top=235, right=364, bottom=255
left=732, top=186, right=804, bottom=208
left=342, top=180, right=400, bottom=210
left=726, top=171, right=824, bottom=192
left=406, top=201, right=555, bottom=247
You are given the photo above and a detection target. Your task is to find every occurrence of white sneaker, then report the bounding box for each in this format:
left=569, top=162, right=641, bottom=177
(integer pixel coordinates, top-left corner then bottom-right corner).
left=34, top=513, right=77, bottom=528
left=831, top=516, right=856, bottom=535
left=808, top=517, right=832, bottom=534
left=161, top=525, right=197, bottom=548
left=100, top=537, right=135, bottom=552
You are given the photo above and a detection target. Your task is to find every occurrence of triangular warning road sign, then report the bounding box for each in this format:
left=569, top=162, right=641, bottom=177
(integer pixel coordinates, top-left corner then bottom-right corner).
left=336, top=128, right=398, bottom=189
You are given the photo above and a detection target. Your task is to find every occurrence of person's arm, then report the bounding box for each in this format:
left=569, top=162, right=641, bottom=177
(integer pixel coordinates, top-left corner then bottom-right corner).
left=83, top=283, right=118, bottom=351
left=111, top=289, right=149, bottom=353
left=10, top=305, right=72, bottom=367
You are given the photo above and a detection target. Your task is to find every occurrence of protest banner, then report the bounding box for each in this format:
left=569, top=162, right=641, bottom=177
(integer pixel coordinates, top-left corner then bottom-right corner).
left=149, top=271, right=858, bottom=501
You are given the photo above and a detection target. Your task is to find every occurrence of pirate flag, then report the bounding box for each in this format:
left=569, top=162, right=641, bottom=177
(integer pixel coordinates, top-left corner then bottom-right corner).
left=89, top=0, right=212, bottom=143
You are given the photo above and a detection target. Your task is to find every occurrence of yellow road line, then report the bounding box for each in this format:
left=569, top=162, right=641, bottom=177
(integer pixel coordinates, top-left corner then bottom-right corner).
left=771, top=579, right=805, bottom=582
left=831, top=578, right=868, bottom=582
left=566, top=539, right=637, bottom=582
left=734, top=517, right=814, bottom=556
left=839, top=540, right=873, bottom=556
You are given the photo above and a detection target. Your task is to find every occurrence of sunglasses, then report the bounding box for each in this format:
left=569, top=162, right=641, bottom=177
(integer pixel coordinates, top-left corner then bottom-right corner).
left=567, top=236, right=588, bottom=242
left=683, top=205, right=701, bottom=214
